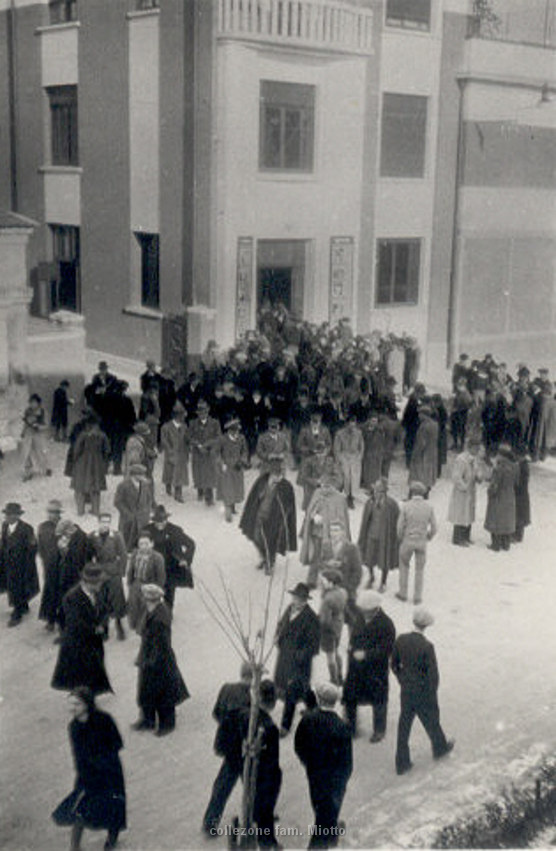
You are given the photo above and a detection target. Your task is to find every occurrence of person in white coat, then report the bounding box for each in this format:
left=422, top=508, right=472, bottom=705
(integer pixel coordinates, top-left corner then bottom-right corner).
left=447, top=441, right=482, bottom=546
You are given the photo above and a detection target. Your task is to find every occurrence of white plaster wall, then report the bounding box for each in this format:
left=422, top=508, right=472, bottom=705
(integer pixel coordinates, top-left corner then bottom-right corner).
left=128, top=13, right=160, bottom=233
left=43, top=171, right=81, bottom=225
left=460, top=187, right=556, bottom=235
left=214, top=41, right=367, bottom=344
left=463, top=38, right=556, bottom=84
left=39, top=25, right=79, bottom=87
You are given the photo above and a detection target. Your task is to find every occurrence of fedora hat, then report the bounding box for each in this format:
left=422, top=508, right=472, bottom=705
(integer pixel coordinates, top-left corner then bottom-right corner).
left=3, top=502, right=24, bottom=516
left=224, top=417, right=241, bottom=430
left=288, top=582, right=312, bottom=601
left=82, top=563, right=103, bottom=583
left=151, top=504, right=170, bottom=523
left=47, top=499, right=64, bottom=514
left=128, top=463, right=147, bottom=476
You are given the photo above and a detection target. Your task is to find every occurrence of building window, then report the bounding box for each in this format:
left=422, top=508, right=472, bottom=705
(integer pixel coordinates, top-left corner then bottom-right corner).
left=49, top=0, right=78, bottom=24
left=376, top=239, right=420, bottom=306
left=259, top=81, right=315, bottom=172
left=134, top=232, right=160, bottom=309
left=380, top=93, right=427, bottom=178
left=50, top=225, right=80, bottom=312
left=47, top=86, right=78, bottom=166
left=385, top=0, right=431, bottom=31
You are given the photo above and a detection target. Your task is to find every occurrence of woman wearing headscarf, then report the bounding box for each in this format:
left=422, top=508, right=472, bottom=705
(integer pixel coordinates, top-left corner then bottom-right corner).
left=52, top=686, right=126, bottom=851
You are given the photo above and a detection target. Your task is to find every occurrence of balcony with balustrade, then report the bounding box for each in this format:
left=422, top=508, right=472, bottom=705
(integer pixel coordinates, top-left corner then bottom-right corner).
left=217, top=0, right=374, bottom=55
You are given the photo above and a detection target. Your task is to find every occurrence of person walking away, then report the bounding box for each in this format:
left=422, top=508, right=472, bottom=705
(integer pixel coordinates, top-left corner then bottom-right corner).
left=52, top=686, right=126, bottom=851
left=408, top=406, right=438, bottom=494
left=189, top=399, right=221, bottom=505
left=202, top=662, right=253, bottom=836
left=343, top=589, right=396, bottom=742
left=51, top=380, right=74, bottom=441
left=396, top=481, right=437, bottom=604
left=319, top=569, right=348, bottom=686
left=274, top=582, right=320, bottom=737
left=132, top=583, right=189, bottom=736
left=145, top=505, right=195, bottom=609
left=448, top=441, right=481, bottom=546
left=391, top=607, right=454, bottom=775
left=105, top=381, right=136, bottom=476
left=51, top=563, right=112, bottom=695
left=401, top=383, right=426, bottom=468
left=360, top=414, right=385, bottom=492
left=88, top=513, right=128, bottom=640
left=114, top=464, right=154, bottom=552
left=71, top=412, right=111, bottom=516
left=216, top=417, right=250, bottom=522
left=358, top=479, right=399, bottom=592
left=126, top=530, right=166, bottom=633
left=484, top=444, right=518, bottom=551
left=334, top=415, right=363, bottom=510
left=38, top=499, right=64, bottom=632
left=244, top=680, right=282, bottom=848
left=160, top=404, right=190, bottom=503
left=294, top=682, right=353, bottom=849
left=0, top=502, right=39, bottom=627
left=450, top=378, right=472, bottom=452
left=513, top=446, right=531, bottom=543
left=21, top=393, right=51, bottom=480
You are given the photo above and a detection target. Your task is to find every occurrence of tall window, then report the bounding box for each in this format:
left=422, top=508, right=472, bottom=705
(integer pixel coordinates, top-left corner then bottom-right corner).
left=49, top=0, right=78, bottom=24
left=376, top=239, right=420, bottom=306
left=135, top=233, right=160, bottom=309
left=385, top=0, right=431, bottom=31
left=50, top=225, right=80, bottom=312
left=47, top=86, right=78, bottom=166
left=259, top=81, right=315, bottom=172
left=380, top=93, right=427, bottom=178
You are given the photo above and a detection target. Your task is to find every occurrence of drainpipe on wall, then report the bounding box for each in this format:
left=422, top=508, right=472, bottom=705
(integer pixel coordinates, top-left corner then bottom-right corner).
left=446, top=76, right=468, bottom=368
left=7, top=0, right=19, bottom=211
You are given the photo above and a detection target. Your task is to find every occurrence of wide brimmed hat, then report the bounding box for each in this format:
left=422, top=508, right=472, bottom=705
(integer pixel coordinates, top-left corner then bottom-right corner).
left=134, top=422, right=151, bottom=436
left=3, top=502, right=24, bottom=515
left=288, top=582, right=312, bottom=601
left=224, top=417, right=241, bottom=430
left=128, top=464, right=147, bottom=476
left=141, top=583, right=164, bottom=602
left=152, top=504, right=170, bottom=523
left=82, top=563, right=103, bottom=583
left=357, top=589, right=382, bottom=611
left=413, top=606, right=434, bottom=629
left=197, top=399, right=210, bottom=410
left=47, top=499, right=64, bottom=514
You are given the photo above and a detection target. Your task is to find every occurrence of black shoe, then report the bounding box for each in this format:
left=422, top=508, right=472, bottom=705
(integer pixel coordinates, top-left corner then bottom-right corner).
left=131, top=719, right=155, bottom=731
left=202, top=825, right=219, bottom=840
left=369, top=731, right=385, bottom=744
left=434, top=740, right=455, bottom=760
left=156, top=726, right=175, bottom=737
left=104, top=831, right=119, bottom=850
left=7, top=614, right=22, bottom=628
left=396, top=762, right=413, bottom=775
left=395, top=592, right=408, bottom=602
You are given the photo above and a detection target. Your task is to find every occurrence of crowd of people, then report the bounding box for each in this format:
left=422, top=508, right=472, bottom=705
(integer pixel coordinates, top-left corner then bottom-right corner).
left=1, top=310, right=553, bottom=849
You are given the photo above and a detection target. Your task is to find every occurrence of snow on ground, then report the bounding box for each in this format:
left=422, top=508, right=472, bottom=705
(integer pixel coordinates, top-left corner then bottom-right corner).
left=0, top=441, right=555, bottom=850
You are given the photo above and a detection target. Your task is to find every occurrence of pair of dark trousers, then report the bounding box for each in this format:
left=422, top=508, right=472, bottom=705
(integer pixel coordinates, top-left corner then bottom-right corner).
left=395, top=691, right=448, bottom=771
left=345, top=700, right=387, bottom=737
left=490, top=533, right=511, bottom=551
left=452, top=525, right=471, bottom=544
left=203, top=759, right=242, bottom=832
left=254, top=774, right=281, bottom=847
left=281, top=679, right=311, bottom=732
left=308, top=774, right=347, bottom=849
left=141, top=703, right=175, bottom=731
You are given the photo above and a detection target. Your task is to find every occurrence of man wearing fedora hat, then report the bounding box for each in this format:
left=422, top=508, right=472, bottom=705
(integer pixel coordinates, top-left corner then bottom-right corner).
left=391, top=607, right=454, bottom=775
left=160, top=405, right=190, bottom=503
left=0, top=503, right=39, bottom=627
left=145, top=505, right=195, bottom=609
left=38, top=500, right=64, bottom=631
left=188, top=399, right=221, bottom=506
left=274, top=582, right=320, bottom=737
left=255, top=417, right=290, bottom=475
left=51, top=563, right=112, bottom=695
left=215, top=416, right=249, bottom=522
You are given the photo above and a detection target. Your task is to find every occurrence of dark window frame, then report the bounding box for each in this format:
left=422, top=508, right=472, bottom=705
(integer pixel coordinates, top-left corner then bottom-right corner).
left=50, top=223, right=81, bottom=312
left=376, top=238, right=421, bottom=306
left=47, top=85, right=79, bottom=166
left=48, top=0, right=78, bottom=24
left=134, top=232, right=160, bottom=310
left=259, top=80, right=315, bottom=172
left=380, top=92, right=428, bottom=178
left=385, top=0, right=431, bottom=31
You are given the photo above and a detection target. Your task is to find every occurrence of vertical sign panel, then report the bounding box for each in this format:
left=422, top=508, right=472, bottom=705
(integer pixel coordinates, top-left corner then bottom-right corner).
left=329, top=236, right=354, bottom=325
left=236, top=236, right=253, bottom=339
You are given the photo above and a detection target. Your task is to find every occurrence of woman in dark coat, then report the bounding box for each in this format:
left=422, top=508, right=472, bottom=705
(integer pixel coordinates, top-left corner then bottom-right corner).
left=71, top=414, right=111, bottom=516
left=52, top=686, right=126, bottom=851
left=132, top=584, right=189, bottom=735
left=484, top=445, right=518, bottom=551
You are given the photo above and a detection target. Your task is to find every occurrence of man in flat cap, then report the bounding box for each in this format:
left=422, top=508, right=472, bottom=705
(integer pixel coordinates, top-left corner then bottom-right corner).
left=114, top=463, right=154, bottom=551
left=391, top=607, right=454, bottom=775
left=0, top=503, right=39, bottom=627
left=396, top=481, right=437, bottom=604
left=295, top=681, right=353, bottom=848
left=274, top=582, right=320, bottom=737
left=51, top=563, right=112, bottom=695
left=38, top=500, right=64, bottom=632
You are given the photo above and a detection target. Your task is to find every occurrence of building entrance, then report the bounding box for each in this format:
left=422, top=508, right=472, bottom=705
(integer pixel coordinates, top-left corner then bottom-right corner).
left=257, top=239, right=306, bottom=317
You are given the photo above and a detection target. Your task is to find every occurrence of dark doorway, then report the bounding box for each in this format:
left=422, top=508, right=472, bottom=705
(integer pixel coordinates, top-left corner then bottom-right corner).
left=50, top=224, right=80, bottom=312
left=258, top=266, right=293, bottom=311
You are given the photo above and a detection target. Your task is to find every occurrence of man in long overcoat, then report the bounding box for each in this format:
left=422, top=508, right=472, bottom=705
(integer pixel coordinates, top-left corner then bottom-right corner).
left=0, top=502, right=39, bottom=627
left=358, top=479, right=399, bottom=592
left=188, top=399, right=221, bottom=505
left=409, top=407, right=439, bottom=492
left=343, top=590, right=396, bottom=742
left=295, top=682, right=353, bottom=848
left=55, top=519, right=91, bottom=626
left=38, top=499, right=64, bottom=630
left=274, top=582, right=320, bottom=736
left=51, top=563, right=112, bottom=695
left=301, top=479, right=350, bottom=588
left=360, top=414, right=386, bottom=492
left=240, top=459, right=297, bottom=573
left=114, top=464, right=154, bottom=551
left=88, top=513, right=128, bottom=640
left=484, top=444, right=518, bottom=551
left=70, top=413, right=111, bottom=516
left=215, top=417, right=250, bottom=521
left=145, top=504, right=195, bottom=609
left=160, top=405, right=189, bottom=503
left=447, top=442, right=481, bottom=545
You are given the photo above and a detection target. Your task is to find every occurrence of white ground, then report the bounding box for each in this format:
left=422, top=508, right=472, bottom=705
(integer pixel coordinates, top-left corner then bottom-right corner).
left=0, top=440, right=555, bottom=851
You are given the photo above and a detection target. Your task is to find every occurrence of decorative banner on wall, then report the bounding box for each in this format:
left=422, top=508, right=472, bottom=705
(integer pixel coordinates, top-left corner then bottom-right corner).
left=329, top=236, right=354, bottom=325
left=236, top=236, right=253, bottom=339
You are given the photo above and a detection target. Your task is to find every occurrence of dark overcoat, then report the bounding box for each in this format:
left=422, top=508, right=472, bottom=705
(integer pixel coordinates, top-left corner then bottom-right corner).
left=38, top=519, right=61, bottom=623
left=216, top=433, right=249, bottom=505
left=343, top=607, right=396, bottom=706
left=160, top=420, right=190, bottom=488
left=71, top=424, right=110, bottom=493
left=58, top=528, right=91, bottom=605
left=514, top=458, right=531, bottom=530
left=240, top=474, right=297, bottom=559
left=484, top=456, right=518, bottom=535
left=294, top=707, right=352, bottom=814
left=0, top=519, right=39, bottom=609
left=137, top=602, right=189, bottom=708
left=51, top=585, right=112, bottom=694
left=274, top=603, right=320, bottom=696
left=358, top=496, right=399, bottom=571
left=52, top=709, right=126, bottom=833
left=188, top=416, right=221, bottom=489
left=409, top=416, right=439, bottom=490
left=144, top=521, right=195, bottom=593
left=114, top=476, right=154, bottom=551
left=89, top=530, right=128, bottom=619
left=360, top=424, right=386, bottom=490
